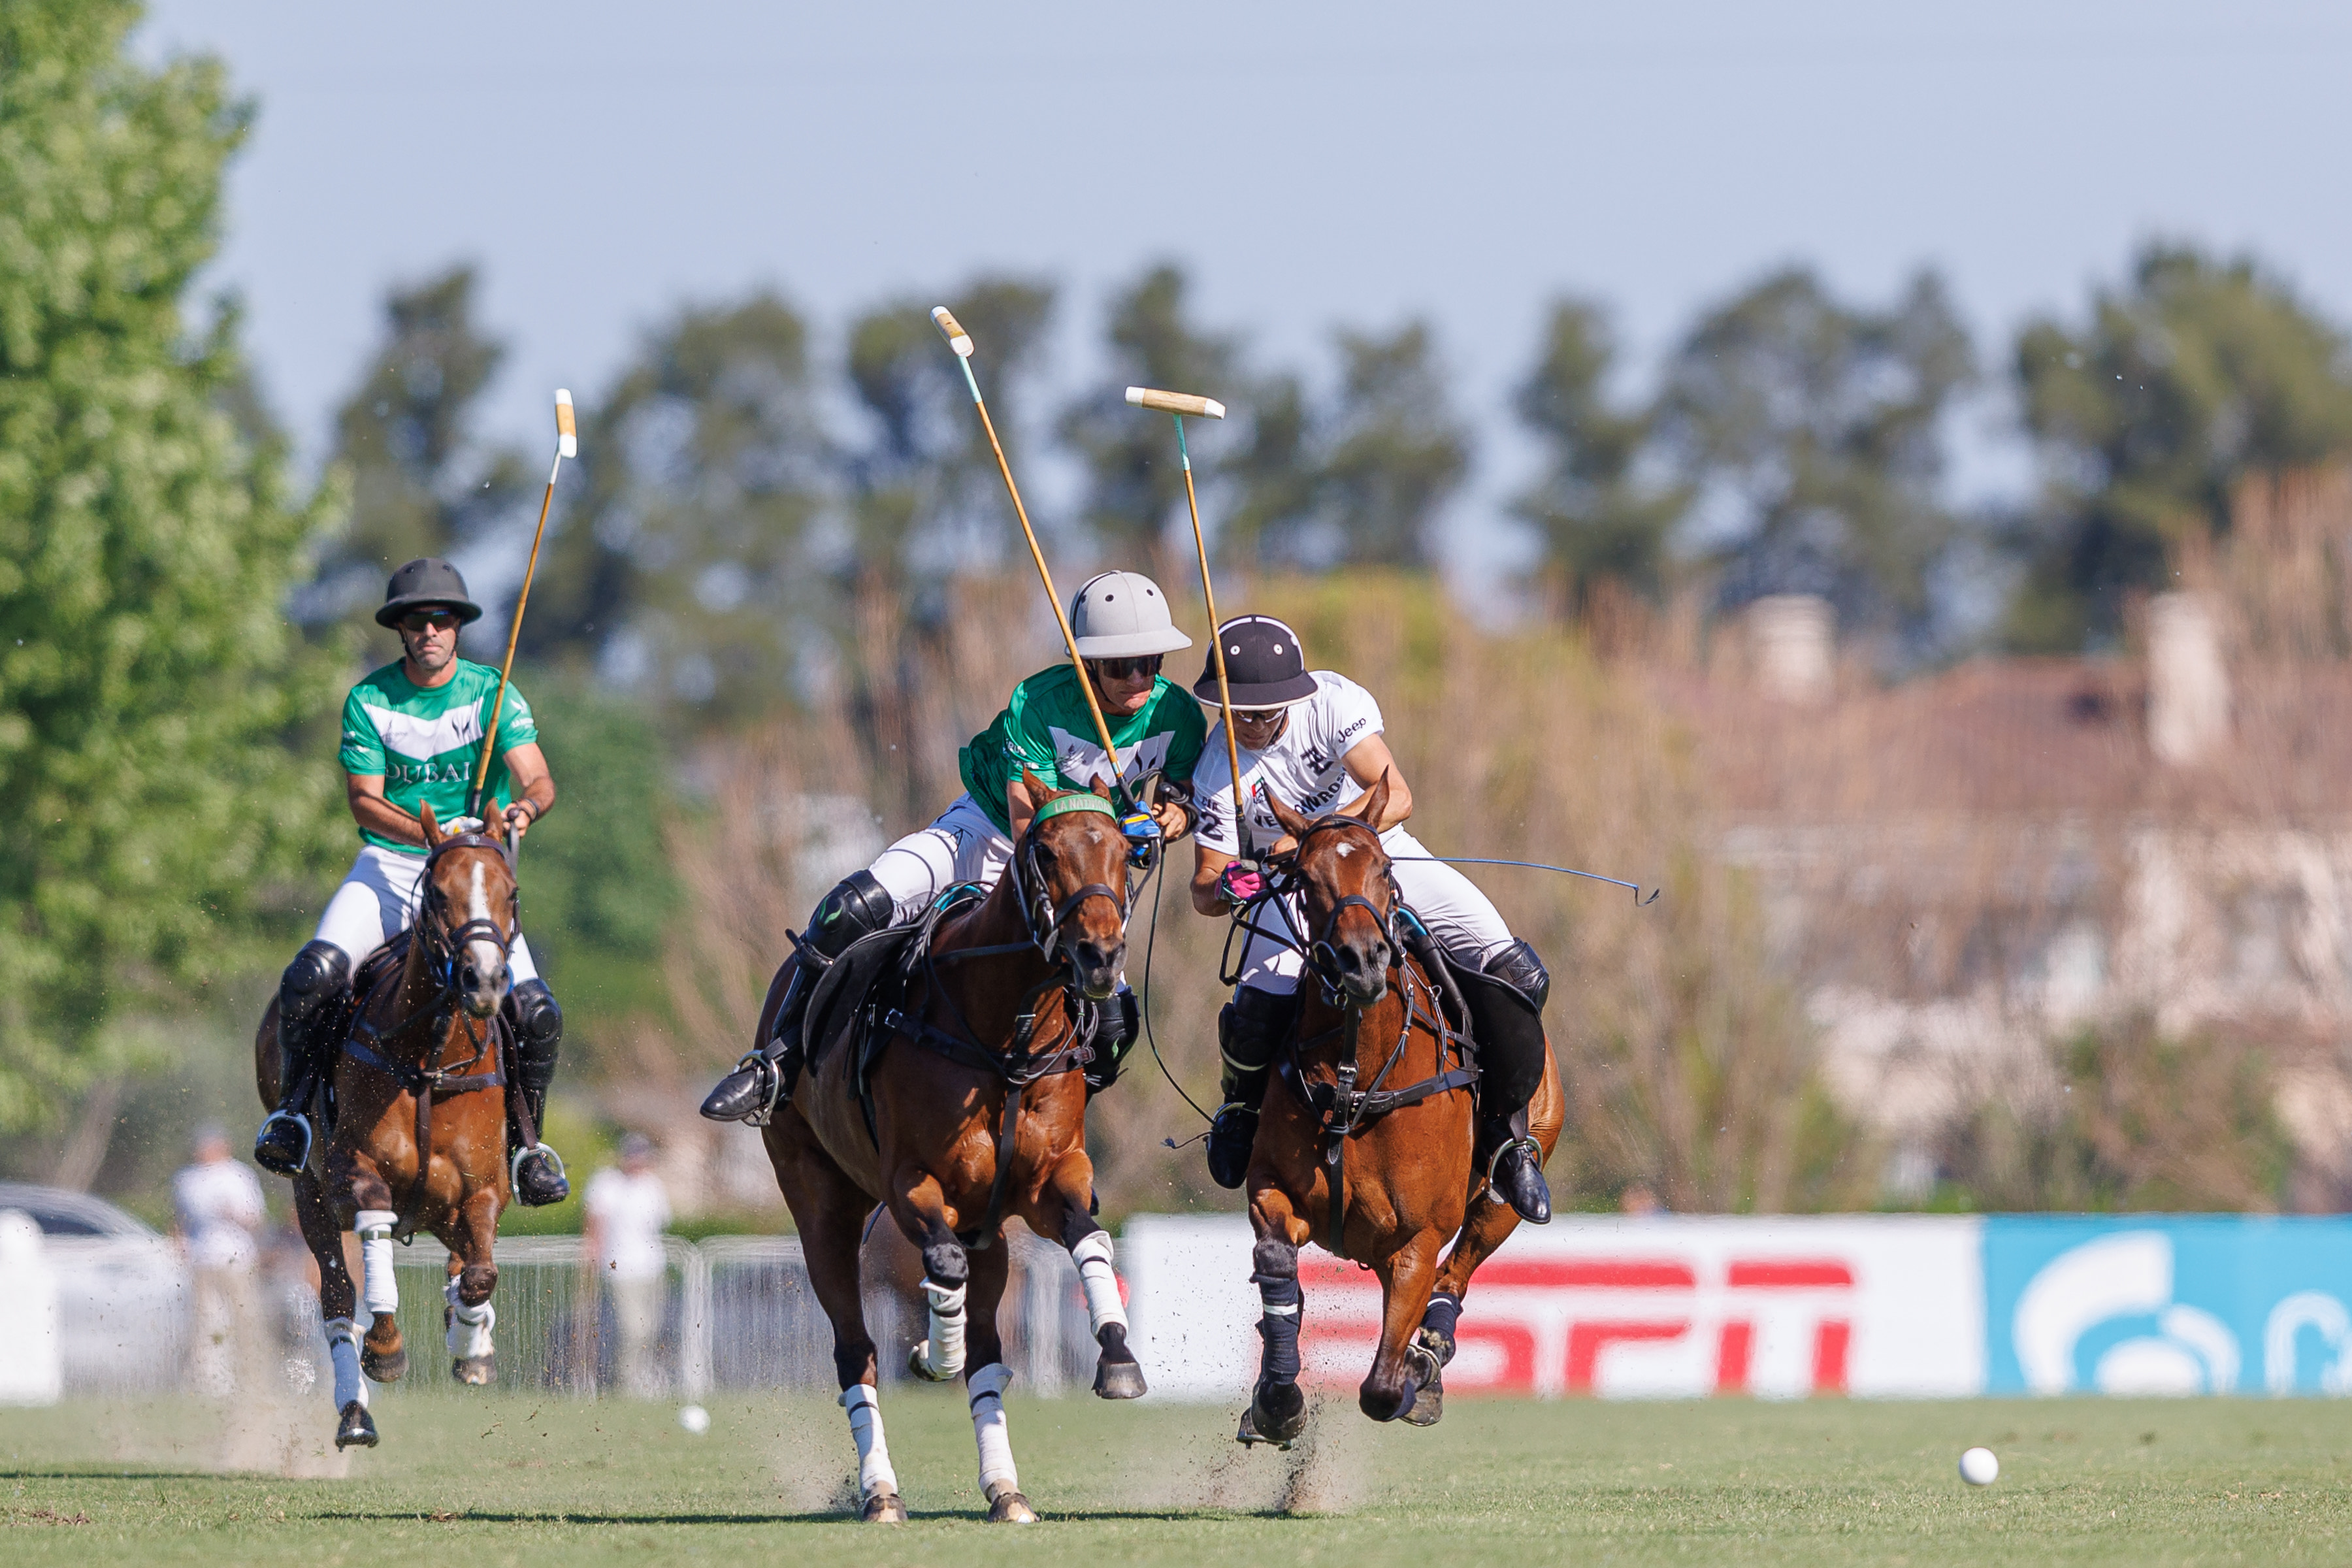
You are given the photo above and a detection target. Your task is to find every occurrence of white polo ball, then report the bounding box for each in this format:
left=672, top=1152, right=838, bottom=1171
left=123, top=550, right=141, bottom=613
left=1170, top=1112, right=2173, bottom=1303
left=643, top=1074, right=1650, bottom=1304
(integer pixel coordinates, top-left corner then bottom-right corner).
left=678, top=1403, right=710, bottom=1435
left=1958, top=1446, right=1999, bottom=1486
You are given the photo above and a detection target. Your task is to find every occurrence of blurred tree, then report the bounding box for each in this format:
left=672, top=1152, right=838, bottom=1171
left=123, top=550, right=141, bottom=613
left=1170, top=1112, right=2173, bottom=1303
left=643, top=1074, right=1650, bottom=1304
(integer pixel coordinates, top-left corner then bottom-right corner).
left=506, top=679, right=681, bottom=1045
left=845, top=276, right=1056, bottom=587
left=1655, top=267, right=1973, bottom=638
left=1060, top=263, right=1242, bottom=573
left=301, top=265, right=532, bottom=627
left=840, top=276, right=1056, bottom=819
left=2008, top=244, right=2352, bottom=649
left=1512, top=298, right=1685, bottom=606
left=0, top=0, right=344, bottom=1130
left=1294, top=321, right=1471, bottom=569
left=524, top=294, right=829, bottom=726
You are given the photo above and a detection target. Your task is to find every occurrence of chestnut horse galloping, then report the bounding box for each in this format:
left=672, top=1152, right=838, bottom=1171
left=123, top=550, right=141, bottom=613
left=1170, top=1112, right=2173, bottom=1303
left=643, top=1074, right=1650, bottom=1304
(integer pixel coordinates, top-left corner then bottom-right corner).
left=762, top=774, right=1146, bottom=1524
left=1237, top=777, right=1567, bottom=1446
left=253, top=805, right=532, bottom=1450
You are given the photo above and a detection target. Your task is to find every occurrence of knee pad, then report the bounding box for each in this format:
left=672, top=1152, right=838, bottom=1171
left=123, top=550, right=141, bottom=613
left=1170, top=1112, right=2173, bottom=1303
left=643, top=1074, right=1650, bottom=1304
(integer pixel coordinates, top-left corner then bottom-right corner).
left=280, top=941, right=350, bottom=1024
left=509, top=979, right=563, bottom=1094
left=1482, top=939, right=1551, bottom=1013
left=807, top=870, right=895, bottom=959
left=1218, top=985, right=1300, bottom=1075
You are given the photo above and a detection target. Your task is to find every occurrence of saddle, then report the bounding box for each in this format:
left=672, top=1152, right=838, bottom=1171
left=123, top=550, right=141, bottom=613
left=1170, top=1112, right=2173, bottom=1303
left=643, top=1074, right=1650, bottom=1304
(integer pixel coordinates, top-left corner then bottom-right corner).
left=1431, top=950, right=1548, bottom=1113
left=800, top=887, right=990, bottom=1144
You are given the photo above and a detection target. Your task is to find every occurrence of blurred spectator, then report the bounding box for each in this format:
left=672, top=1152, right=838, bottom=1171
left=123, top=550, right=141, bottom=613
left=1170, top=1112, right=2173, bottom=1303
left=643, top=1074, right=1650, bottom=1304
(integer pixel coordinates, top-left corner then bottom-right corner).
left=1620, top=1182, right=1665, bottom=1218
left=172, top=1124, right=266, bottom=1395
left=583, top=1132, right=672, bottom=1396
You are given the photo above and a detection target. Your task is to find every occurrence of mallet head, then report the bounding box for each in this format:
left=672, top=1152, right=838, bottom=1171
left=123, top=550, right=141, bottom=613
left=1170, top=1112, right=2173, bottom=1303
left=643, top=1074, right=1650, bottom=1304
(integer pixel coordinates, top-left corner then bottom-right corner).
left=932, top=306, right=974, bottom=358
left=1126, top=385, right=1226, bottom=420
left=554, top=389, right=578, bottom=458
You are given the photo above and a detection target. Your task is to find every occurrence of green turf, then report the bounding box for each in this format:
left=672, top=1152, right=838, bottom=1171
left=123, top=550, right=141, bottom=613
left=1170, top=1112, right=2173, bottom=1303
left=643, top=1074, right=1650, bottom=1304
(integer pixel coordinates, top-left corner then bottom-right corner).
left=3, top=1388, right=2348, bottom=1565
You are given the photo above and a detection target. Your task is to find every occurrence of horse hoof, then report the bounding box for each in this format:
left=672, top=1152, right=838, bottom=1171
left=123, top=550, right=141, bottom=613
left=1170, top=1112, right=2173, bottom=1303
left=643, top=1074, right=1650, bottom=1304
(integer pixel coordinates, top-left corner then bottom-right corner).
left=1092, top=1354, right=1147, bottom=1400
left=361, top=1345, right=407, bottom=1384
left=1244, top=1380, right=1308, bottom=1445
left=1401, top=1375, right=1443, bottom=1427
left=451, top=1355, right=495, bottom=1386
left=860, top=1490, right=907, bottom=1524
left=1401, top=1343, right=1443, bottom=1426
left=1235, top=1405, right=1293, bottom=1450
left=986, top=1486, right=1037, bottom=1524
left=334, top=1401, right=378, bottom=1450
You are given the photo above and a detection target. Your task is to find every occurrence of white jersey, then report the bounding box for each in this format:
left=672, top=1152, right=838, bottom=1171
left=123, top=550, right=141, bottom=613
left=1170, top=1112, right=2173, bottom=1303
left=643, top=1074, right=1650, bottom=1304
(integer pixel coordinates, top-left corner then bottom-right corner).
left=1194, top=672, right=1390, bottom=856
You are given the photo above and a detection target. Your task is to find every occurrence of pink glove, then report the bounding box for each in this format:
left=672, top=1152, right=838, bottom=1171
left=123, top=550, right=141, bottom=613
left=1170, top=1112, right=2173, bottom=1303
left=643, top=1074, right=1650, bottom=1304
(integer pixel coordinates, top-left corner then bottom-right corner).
left=1219, top=864, right=1266, bottom=904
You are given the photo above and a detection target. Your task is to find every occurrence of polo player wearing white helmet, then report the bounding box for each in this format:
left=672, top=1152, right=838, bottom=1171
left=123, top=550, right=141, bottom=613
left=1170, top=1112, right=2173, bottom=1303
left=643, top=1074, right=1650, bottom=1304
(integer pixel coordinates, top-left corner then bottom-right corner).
left=1186, top=613, right=1554, bottom=1224
left=701, top=570, right=1207, bottom=1124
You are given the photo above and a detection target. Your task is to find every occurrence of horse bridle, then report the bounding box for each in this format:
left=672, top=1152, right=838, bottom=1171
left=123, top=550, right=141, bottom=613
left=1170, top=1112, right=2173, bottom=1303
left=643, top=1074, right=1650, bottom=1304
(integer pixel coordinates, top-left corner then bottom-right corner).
left=416, top=832, right=519, bottom=990
left=1013, top=796, right=1130, bottom=966
left=1267, top=814, right=1402, bottom=999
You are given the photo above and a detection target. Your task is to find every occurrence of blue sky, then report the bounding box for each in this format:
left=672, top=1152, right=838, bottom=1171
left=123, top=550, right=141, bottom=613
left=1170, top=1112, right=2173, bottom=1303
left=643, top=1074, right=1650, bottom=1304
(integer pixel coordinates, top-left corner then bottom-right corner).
left=139, top=1, right=2352, bottom=583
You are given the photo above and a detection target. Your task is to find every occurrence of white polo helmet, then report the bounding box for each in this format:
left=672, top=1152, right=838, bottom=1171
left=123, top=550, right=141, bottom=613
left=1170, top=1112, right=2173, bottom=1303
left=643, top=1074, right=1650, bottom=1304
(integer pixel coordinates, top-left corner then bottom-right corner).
left=1070, top=570, right=1194, bottom=659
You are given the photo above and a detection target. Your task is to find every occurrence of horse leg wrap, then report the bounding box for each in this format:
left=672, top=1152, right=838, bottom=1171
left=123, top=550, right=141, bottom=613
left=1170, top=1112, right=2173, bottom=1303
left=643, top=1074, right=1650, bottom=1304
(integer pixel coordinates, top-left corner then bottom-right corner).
left=1070, top=1229, right=1128, bottom=1337
left=325, top=1317, right=368, bottom=1410
left=444, top=1276, right=496, bottom=1360
left=838, top=1382, right=899, bottom=1501
left=1252, top=1237, right=1303, bottom=1385
left=911, top=1276, right=968, bottom=1381
left=356, top=1210, right=399, bottom=1320
left=966, top=1362, right=1019, bottom=1497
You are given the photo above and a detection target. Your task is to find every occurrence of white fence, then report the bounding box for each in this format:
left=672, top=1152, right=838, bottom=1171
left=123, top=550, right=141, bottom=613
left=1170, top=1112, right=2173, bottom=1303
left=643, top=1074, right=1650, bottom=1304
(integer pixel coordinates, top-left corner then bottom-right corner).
left=26, top=1230, right=1096, bottom=1401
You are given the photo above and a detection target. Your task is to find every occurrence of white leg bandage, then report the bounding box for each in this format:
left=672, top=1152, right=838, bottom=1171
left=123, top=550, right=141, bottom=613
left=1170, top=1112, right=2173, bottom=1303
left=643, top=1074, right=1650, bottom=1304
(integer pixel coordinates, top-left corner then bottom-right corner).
left=1070, top=1230, right=1128, bottom=1337
left=911, top=1277, right=968, bottom=1381
left=444, top=1277, right=495, bottom=1360
left=325, top=1317, right=367, bottom=1409
left=967, top=1362, right=1019, bottom=1497
left=356, top=1210, right=399, bottom=1320
left=838, top=1382, right=899, bottom=1499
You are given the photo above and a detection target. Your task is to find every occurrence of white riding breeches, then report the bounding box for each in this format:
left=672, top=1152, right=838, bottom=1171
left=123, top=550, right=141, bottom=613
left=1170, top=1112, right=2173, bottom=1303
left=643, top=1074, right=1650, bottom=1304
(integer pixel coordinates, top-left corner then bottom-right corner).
left=313, top=845, right=539, bottom=984
left=866, top=793, right=1016, bottom=927
left=1233, top=827, right=1514, bottom=996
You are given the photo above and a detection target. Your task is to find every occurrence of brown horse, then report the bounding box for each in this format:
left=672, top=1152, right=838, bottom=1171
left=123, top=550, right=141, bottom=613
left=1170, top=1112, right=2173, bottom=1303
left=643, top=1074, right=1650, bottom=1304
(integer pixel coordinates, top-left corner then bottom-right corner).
left=253, top=804, right=528, bottom=1450
left=760, top=773, right=1145, bottom=1524
left=1237, top=777, right=1567, bottom=1445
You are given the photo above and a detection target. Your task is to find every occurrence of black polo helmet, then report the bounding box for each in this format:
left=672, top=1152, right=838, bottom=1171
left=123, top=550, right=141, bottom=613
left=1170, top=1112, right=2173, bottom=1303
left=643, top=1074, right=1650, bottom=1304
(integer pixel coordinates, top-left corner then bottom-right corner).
left=376, top=557, right=483, bottom=628
left=1194, top=614, right=1319, bottom=710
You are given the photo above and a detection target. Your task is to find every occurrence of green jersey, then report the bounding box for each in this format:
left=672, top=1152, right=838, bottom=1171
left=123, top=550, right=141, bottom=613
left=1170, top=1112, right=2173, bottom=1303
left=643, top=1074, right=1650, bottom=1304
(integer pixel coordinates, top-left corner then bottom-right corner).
left=338, top=659, right=538, bottom=853
left=959, top=664, right=1207, bottom=835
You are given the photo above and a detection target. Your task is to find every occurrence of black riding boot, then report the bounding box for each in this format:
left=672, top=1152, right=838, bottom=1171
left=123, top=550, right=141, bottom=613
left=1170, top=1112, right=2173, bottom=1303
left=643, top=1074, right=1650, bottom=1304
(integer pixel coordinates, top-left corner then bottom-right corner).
left=1475, top=939, right=1554, bottom=1223
left=702, top=870, right=896, bottom=1123
left=1084, top=988, right=1141, bottom=1096
left=506, top=979, right=570, bottom=1206
left=255, top=940, right=350, bottom=1177
left=1205, top=986, right=1301, bottom=1190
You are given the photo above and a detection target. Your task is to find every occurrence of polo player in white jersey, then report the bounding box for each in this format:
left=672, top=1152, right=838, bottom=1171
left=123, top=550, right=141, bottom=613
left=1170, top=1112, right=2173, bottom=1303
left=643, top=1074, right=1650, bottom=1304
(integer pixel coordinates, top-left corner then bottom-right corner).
left=253, top=559, right=571, bottom=1205
left=1187, top=613, right=1554, bottom=1223
left=700, top=570, right=1206, bottom=1124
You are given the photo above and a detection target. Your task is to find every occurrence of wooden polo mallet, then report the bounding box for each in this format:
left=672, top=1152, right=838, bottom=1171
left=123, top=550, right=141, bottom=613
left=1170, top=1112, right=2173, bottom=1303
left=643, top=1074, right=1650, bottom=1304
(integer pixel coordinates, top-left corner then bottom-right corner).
left=466, top=389, right=578, bottom=832
left=933, top=306, right=1127, bottom=792
left=1125, top=385, right=1250, bottom=859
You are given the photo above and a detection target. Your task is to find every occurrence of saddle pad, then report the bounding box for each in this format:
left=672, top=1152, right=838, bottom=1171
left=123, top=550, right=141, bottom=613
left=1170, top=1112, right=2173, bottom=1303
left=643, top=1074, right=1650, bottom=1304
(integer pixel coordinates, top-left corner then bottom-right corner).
left=1439, top=952, right=1549, bottom=1111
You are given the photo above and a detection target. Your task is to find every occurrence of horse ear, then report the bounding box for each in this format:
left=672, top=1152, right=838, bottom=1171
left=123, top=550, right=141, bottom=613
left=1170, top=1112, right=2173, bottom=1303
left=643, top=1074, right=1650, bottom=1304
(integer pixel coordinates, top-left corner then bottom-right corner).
left=1362, top=769, right=1391, bottom=830
left=419, top=801, right=442, bottom=847
left=1018, top=766, right=1055, bottom=804
left=1090, top=777, right=1116, bottom=802
left=1264, top=788, right=1311, bottom=840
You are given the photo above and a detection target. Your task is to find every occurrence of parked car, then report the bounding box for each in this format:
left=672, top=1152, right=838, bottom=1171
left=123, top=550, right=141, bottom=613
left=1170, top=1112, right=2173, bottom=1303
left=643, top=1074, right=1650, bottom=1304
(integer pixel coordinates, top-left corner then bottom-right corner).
left=0, top=1183, right=186, bottom=1392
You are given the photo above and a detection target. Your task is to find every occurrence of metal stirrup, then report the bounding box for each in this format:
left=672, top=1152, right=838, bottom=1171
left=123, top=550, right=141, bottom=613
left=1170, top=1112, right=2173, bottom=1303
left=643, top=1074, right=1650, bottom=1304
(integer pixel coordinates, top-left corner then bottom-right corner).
left=257, top=1108, right=314, bottom=1171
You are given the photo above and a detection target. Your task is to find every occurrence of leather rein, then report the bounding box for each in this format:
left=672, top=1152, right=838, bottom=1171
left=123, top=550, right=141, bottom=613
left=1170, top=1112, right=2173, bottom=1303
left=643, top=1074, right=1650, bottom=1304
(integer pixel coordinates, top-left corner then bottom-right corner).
left=880, top=796, right=1131, bottom=1247
left=342, top=832, right=515, bottom=1218
left=1242, top=813, right=1480, bottom=1258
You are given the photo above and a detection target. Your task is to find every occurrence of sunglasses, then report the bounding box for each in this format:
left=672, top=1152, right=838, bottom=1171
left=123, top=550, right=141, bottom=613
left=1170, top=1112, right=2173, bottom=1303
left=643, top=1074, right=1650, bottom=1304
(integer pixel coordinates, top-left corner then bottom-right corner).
left=1091, top=655, right=1164, bottom=681
left=1233, top=708, right=1287, bottom=725
left=399, top=610, right=461, bottom=634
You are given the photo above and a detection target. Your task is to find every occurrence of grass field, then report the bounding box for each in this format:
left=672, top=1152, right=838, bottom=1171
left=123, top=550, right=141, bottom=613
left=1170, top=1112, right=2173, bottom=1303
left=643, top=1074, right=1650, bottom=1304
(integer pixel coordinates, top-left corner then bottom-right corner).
left=5, top=1388, right=2349, bottom=1565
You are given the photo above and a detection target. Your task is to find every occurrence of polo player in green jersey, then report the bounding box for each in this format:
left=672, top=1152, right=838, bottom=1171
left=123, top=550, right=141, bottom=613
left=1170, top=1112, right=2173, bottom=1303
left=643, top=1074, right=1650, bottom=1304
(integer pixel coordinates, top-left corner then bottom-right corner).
left=700, top=569, right=1207, bottom=1124
left=253, top=559, right=572, bottom=1205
